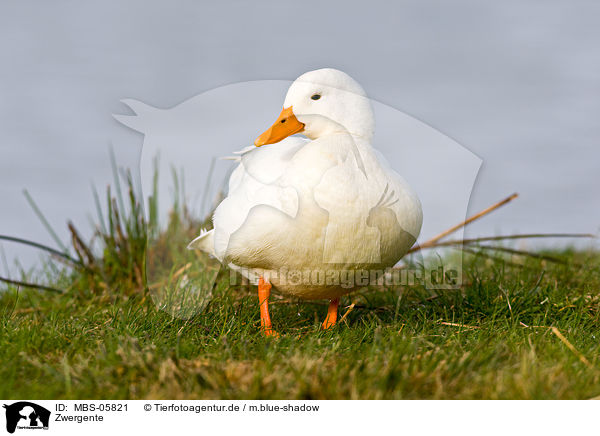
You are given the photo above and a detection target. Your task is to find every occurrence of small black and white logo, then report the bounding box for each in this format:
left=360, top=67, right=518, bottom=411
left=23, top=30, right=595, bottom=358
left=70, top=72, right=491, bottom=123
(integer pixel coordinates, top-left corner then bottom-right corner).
left=3, top=402, right=50, bottom=434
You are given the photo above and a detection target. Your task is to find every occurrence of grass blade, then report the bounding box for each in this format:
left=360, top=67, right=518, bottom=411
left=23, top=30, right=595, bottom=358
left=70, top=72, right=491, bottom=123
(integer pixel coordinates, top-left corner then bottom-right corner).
left=466, top=244, right=566, bottom=264
left=423, top=233, right=595, bottom=250
left=22, top=189, right=69, bottom=253
left=109, top=145, right=126, bottom=217
left=0, top=235, right=82, bottom=266
left=200, top=157, right=216, bottom=217
left=91, top=183, right=108, bottom=234
left=0, top=275, right=63, bottom=294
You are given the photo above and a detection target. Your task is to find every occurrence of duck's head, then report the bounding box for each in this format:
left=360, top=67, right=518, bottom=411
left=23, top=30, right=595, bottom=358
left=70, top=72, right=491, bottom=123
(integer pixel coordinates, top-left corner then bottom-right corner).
left=254, top=68, right=374, bottom=146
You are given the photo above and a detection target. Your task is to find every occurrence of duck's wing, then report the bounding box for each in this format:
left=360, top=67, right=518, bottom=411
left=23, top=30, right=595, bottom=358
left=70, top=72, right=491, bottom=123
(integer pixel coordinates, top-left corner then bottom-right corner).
left=238, top=137, right=308, bottom=184
left=195, top=136, right=308, bottom=261
left=370, top=148, right=423, bottom=240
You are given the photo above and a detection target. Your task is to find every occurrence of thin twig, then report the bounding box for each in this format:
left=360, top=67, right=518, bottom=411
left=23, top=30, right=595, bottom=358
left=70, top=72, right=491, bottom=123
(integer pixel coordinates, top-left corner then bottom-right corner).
left=0, top=276, right=64, bottom=294
left=410, top=193, right=519, bottom=253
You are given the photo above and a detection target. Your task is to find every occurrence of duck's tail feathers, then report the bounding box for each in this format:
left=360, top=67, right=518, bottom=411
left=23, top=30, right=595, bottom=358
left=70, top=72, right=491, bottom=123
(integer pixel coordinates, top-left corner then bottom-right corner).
left=187, top=228, right=216, bottom=256
left=219, top=144, right=256, bottom=162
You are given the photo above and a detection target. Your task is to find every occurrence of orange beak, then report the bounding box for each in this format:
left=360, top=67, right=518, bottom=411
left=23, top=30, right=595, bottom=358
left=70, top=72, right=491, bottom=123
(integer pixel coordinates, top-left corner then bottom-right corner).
left=254, top=106, right=305, bottom=147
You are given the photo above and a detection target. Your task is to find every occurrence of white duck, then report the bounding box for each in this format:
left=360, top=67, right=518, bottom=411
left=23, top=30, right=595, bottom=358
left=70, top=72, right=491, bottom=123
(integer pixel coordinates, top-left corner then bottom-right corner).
left=189, top=68, right=422, bottom=335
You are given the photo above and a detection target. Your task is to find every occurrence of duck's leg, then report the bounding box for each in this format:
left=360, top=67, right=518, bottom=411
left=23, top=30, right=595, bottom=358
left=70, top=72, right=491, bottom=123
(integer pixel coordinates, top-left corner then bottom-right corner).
left=321, top=298, right=340, bottom=329
left=258, top=277, right=279, bottom=337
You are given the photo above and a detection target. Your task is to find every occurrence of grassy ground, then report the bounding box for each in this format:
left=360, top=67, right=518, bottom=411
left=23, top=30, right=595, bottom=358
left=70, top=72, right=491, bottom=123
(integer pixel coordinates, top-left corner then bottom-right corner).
left=1, top=250, right=600, bottom=400
left=1, top=172, right=599, bottom=399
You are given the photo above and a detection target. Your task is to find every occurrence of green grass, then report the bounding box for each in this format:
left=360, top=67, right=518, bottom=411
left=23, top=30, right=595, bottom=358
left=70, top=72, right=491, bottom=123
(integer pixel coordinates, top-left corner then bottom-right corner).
left=1, top=167, right=599, bottom=399
left=2, top=251, right=600, bottom=399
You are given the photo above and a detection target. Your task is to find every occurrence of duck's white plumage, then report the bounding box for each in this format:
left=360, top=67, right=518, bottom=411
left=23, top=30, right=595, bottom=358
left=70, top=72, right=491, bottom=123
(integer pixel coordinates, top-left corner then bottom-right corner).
left=189, top=68, right=422, bottom=299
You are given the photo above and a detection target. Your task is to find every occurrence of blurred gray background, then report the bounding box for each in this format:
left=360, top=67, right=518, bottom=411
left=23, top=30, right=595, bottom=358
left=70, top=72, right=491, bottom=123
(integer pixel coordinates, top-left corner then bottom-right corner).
left=1, top=0, right=599, bottom=271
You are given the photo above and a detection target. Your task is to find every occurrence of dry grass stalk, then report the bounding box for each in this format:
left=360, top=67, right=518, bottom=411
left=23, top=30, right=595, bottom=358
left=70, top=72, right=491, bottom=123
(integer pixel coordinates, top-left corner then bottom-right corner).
left=410, top=193, right=519, bottom=253
left=147, top=262, right=192, bottom=290
left=338, top=302, right=356, bottom=325
left=439, top=321, right=479, bottom=330
left=550, top=327, right=594, bottom=370
left=426, top=233, right=595, bottom=249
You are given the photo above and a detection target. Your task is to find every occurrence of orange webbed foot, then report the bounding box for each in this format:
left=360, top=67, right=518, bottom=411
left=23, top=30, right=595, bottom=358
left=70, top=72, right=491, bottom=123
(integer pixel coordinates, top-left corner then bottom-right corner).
left=321, top=298, right=340, bottom=330
left=258, top=277, right=280, bottom=338
left=262, top=327, right=280, bottom=338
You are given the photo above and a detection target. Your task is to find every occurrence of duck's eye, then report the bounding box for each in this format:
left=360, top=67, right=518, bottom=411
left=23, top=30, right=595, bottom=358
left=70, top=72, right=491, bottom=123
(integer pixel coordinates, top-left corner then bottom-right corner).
left=311, top=94, right=321, bottom=101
